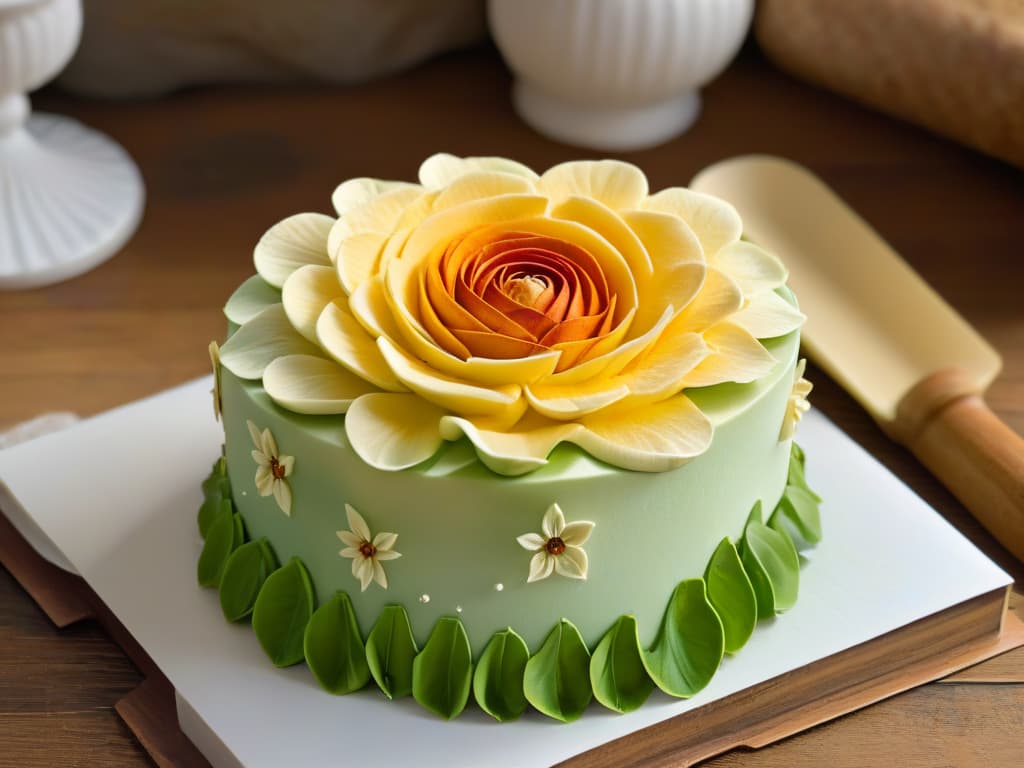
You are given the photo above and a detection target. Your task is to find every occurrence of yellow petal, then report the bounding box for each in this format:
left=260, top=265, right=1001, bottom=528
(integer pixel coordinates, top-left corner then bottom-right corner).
left=282, top=265, right=343, bottom=342
left=377, top=337, right=525, bottom=422
left=619, top=330, right=709, bottom=404
left=418, top=153, right=539, bottom=189
left=331, top=178, right=419, bottom=217
left=254, top=213, right=333, bottom=288
left=642, top=187, right=742, bottom=259
left=219, top=304, right=323, bottom=380
left=525, top=378, right=631, bottom=421
left=681, top=321, right=778, bottom=387
left=224, top=274, right=282, bottom=326
left=438, top=413, right=574, bottom=475
left=432, top=170, right=536, bottom=211
left=334, top=231, right=387, bottom=295
left=576, top=394, right=713, bottom=471
left=347, top=275, right=403, bottom=340
left=672, top=267, right=742, bottom=333
left=316, top=301, right=407, bottom=392
left=712, top=240, right=787, bottom=294
left=549, top=195, right=652, bottom=278
left=264, top=354, right=377, bottom=414
left=731, top=290, right=806, bottom=339
left=345, top=393, right=445, bottom=471
left=327, top=187, right=423, bottom=261
left=538, top=160, right=648, bottom=210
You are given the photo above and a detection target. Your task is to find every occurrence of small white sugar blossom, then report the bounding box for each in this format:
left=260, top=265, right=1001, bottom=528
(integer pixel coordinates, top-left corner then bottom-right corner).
left=209, top=341, right=223, bottom=421
left=247, top=419, right=294, bottom=515
left=779, top=358, right=813, bottom=441
left=337, top=504, right=401, bottom=591
left=517, top=503, right=595, bottom=583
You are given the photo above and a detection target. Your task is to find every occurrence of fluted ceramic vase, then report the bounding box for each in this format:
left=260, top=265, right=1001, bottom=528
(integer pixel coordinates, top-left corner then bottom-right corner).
left=0, top=0, right=144, bottom=289
left=489, top=0, right=754, bottom=151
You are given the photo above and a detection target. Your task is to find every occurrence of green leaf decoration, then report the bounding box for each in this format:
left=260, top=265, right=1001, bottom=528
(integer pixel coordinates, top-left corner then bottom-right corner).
left=412, top=617, right=473, bottom=720
left=791, top=441, right=806, bottom=467
left=745, top=499, right=764, bottom=528
left=787, top=450, right=821, bottom=503
left=473, top=629, right=530, bottom=722
left=642, top=579, right=724, bottom=698
left=704, top=538, right=757, bottom=653
left=304, top=591, right=371, bottom=695
left=224, top=273, right=283, bottom=326
left=773, top=485, right=822, bottom=544
left=197, top=506, right=239, bottom=588
left=252, top=557, right=315, bottom=667
left=590, top=616, right=654, bottom=714
left=742, top=520, right=800, bottom=617
left=523, top=619, right=592, bottom=722
left=219, top=539, right=278, bottom=621
left=365, top=605, right=418, bottom=699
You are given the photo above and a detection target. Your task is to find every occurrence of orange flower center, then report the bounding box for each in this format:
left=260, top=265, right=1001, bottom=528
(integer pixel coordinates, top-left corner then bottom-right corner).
left=359, top=541, right=376, bottom=559
left=420, top=227, right=622, bottom=372
left=269, top=456, right=287, bottom=480
left=545, top=537, right=566, bottom=555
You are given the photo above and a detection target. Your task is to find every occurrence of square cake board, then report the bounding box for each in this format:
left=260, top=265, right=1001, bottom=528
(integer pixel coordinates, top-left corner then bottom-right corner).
left=0, top=376, right=1019, bottom=768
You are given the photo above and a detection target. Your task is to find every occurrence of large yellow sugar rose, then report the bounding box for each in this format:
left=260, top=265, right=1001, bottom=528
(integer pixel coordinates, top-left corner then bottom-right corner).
left=220, top=155, right=804, bottom=475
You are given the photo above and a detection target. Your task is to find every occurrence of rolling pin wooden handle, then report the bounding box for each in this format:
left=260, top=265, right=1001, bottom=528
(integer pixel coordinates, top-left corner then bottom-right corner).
left=891, top=369, right=1024, bottom=564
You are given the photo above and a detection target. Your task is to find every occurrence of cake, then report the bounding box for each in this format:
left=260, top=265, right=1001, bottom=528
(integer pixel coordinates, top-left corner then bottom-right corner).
left=199, top=154, right=820, bottom=722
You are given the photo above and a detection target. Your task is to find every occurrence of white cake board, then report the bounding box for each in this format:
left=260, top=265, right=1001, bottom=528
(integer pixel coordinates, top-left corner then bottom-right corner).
left=0, top=378, right=1012, bottom=768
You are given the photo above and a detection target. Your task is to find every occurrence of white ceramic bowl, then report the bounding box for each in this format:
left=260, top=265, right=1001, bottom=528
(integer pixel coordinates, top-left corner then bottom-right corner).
left=489, top=0, right=754, bottom=150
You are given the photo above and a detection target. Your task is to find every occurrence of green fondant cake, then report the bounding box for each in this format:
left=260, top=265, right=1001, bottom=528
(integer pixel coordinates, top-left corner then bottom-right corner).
left=201, top=155, right=821, bottom=721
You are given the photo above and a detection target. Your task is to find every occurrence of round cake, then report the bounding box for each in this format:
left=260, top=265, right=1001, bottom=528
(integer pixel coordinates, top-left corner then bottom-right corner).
left=200, top=155, right=819, bottom=722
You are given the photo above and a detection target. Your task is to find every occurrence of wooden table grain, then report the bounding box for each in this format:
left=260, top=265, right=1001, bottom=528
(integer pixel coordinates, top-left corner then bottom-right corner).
left=1, top=43, right=1022, bottom=767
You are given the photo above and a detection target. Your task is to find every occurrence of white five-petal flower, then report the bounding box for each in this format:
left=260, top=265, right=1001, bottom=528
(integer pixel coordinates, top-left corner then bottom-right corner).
left=516, top=503, right=595, bottom=583
left=247, top=419, right=295, bottom=515
left=337, top=503, right=401, bottom=591
left=209, top=340, right=223, bottom=421
left=779, top=358, right=813, bottom=441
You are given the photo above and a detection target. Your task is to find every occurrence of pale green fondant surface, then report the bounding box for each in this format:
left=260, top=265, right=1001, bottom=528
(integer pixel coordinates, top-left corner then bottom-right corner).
left=220, top=329, right=799, bottom=657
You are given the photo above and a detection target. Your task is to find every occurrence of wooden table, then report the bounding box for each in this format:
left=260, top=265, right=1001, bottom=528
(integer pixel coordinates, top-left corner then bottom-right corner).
left=1, top=43, right=1022, bottom=767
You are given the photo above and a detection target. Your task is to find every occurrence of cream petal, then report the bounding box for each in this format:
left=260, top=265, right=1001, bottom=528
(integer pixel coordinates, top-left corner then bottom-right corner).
left=372, top=560, right=388, bottom=590
left=712, top=240, right=787, bottom=294
left=278, top=455, right=294, bottom=477
left=264, top=354, right=378, bottom=415
left=345, top=503, right=372, bottom=542
left=331, top=178, right=419, bottom=217
left=260, top=428, right=278, bottom=460
left=549, top=195, right=652, bottom=277
left=618, top=330, right=709, bottom=404
left=538, top=159, right=648, bottom=210
left=224, top=275, right=282, bottom=326
left=671, top=267, right=743, bottom=334
left=554, top=546, right=589, bottom=580
left=220, top=304, right=323, bottom=380
left=418, top=153, right=539, bottom=189
left=560, top=520, right=595, bottom=547
left=575, top=394, right=714, bottom=472
left=642, top=187, right=742, bottom=258
left=345, top=393, right=446, bottom=471
left=339, top=547, right=361, bottom=559
left=254, top=213, right=333, bottom=288
left=282, top=264, right=342, bottom=342
left=517, top=533, right=547, bottom=551
left=247, top=420, right=263, bottom=449
left=431, top=170, right=536, bottom=211
left=255, top=467, right=274, bottom=496
left=680, top=321, right=778, bottom=387
left=273, top=480, right=292, bottom=516
left=542, top=503, right=565, bottom=539
left=730, top=290, right=806, bottom=339
left=334, top=231, right=387, bottom=294
left=377, top=337, right=523, bottom=419
left=525, top=378, right=631, bottom=421
left=355, top=558, right=374, bottom=591
left=375, top=550, right=402, bottom=562
left=337, top=530, right=362, bottom=548
left=317, top=301, right=408, bottom=392
left=527, top=551, right=555, bottom=583
left=373, top=531, right=398, bottom=551
left=348, top=276, right=404, bottom=341
left=438, top=414, right=574, bottom=476
left=251, top=449, right=270, bottom=468
left=327, top=187, right=423, bottom=266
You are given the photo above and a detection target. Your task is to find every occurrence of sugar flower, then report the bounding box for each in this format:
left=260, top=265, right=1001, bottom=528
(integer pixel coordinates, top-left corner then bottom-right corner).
left=247, top=419, right=294, bottom=515
left=337, top=503, right=401, bottom=591
left=779, top=358, right=813, bottom=440
left=209, top=340, right=223, bottom=421
left=517, top=503, right=594, bottom=582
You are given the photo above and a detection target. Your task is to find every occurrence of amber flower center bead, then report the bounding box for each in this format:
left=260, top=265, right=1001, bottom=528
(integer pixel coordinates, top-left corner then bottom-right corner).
left=269, top=456, right=287, bottom=480
left=545, top=536, right=566, bottom=555
left=359, top=541, right=376, bottom=559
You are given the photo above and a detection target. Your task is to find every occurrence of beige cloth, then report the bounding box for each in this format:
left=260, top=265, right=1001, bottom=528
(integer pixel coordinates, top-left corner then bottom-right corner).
left=59, top=0, right=487, bottom=98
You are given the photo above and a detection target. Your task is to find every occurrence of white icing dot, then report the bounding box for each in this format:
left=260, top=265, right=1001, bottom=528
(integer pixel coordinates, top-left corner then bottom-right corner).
left=418, top=594, right=430, bottom=604
left=456, top=605, right=463, bottom=614
left=494, top=583, right=504, bottom=592
left=241, top=491, right=247, bottom=496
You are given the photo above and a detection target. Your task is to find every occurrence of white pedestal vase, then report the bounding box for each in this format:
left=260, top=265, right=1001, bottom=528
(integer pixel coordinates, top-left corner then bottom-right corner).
left=488, top=0, right=754, bottom=152
left=0, top=0, right=144, bottom=290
